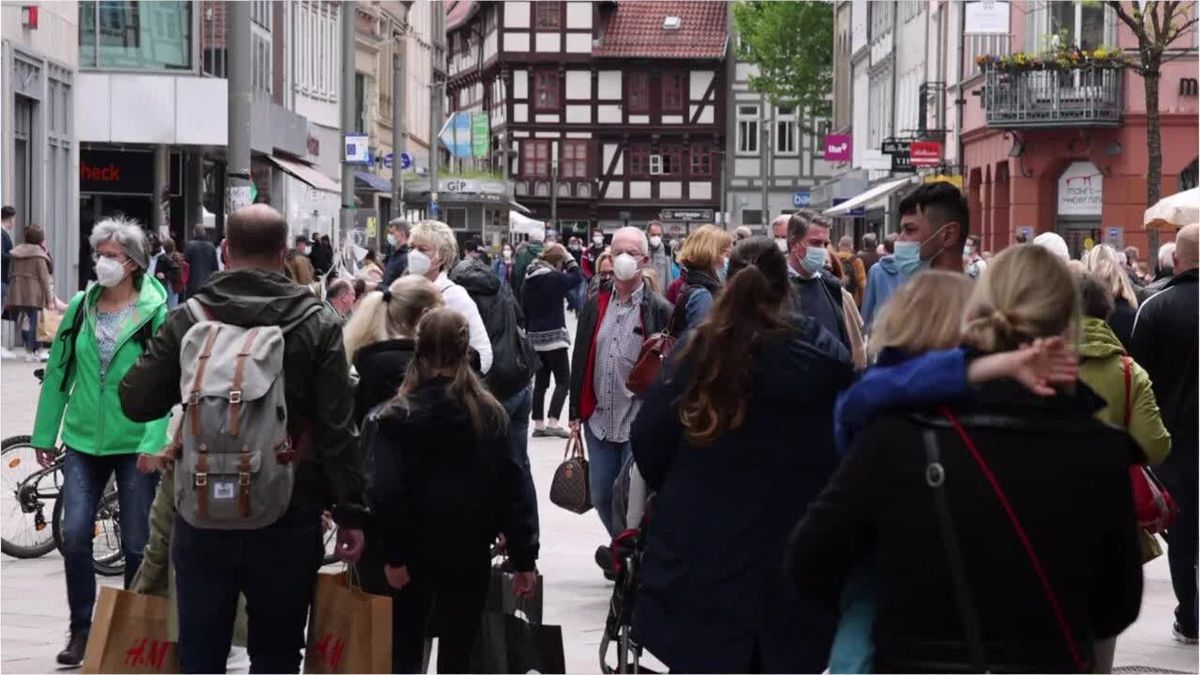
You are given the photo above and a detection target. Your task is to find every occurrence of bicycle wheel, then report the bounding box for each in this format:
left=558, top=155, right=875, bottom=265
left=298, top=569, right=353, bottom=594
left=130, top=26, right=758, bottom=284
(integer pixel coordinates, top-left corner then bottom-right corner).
left=52, top=485, right=126, bottom=577
left=1, top=436, right=60, bottom=558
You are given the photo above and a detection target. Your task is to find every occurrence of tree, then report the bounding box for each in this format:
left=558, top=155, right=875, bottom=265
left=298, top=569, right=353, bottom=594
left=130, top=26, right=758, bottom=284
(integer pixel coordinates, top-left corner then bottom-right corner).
left=1106, top=1, right=1197, bottom=248
left=733, top=1, right=833, bottom=133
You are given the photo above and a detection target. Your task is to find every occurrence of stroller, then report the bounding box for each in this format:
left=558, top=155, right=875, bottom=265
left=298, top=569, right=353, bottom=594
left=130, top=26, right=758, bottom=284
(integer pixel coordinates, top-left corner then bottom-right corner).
left=598, top=489, right=659, bottom=674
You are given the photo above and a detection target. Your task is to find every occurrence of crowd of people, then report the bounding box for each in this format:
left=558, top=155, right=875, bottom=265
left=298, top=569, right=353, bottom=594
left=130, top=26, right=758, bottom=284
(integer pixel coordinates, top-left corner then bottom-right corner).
left=13, top=178, right=1198, bottom=673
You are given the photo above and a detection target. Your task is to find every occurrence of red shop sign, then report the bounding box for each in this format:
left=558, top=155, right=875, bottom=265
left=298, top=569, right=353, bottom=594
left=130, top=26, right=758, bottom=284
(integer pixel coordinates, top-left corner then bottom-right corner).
left=910, top=141, right=943, bottom=167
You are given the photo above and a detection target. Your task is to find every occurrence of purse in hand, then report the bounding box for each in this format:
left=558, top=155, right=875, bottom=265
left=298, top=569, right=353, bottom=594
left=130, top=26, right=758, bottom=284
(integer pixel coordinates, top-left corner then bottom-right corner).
left=550, top=429, right=592, bottom=514
left=625, top=287, right=691, bottom=396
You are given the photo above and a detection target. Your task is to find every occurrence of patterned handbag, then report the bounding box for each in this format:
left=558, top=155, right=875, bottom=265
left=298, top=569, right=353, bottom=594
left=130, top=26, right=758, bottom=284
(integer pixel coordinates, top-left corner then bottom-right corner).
left=550, top=429, right=592, bottom=514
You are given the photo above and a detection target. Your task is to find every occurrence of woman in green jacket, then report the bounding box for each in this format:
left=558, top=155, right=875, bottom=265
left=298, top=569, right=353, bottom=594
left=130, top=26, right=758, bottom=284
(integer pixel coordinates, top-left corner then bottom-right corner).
left=31, top=217, right=170, bottom=666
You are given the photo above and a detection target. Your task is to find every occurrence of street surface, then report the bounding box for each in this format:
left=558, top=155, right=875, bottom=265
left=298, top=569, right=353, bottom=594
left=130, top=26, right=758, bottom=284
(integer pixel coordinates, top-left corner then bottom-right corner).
left=1, top=354, right=1196, bottom=673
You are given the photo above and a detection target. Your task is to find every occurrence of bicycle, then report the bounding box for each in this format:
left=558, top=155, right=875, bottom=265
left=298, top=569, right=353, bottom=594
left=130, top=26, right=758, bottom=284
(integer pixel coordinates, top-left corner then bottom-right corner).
left=1, top=369, right=124, bottom=576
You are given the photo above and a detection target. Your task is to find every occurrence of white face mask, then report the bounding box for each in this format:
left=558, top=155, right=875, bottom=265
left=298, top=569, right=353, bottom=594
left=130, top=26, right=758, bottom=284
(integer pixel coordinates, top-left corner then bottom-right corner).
left=613, top=252, right=640, bottom=281
left=593, top=235, right=604, bottom=246
left=649, top=235, right=663, bottom=249
left=96, top=257, right=130, bottom=288
left=775, top=237, right=789, bottom=253
left=407, top=249, right=433, bottom=277
left=387, top=233, right=397, bottom=247
left=502, top=248, right=512, bottom=260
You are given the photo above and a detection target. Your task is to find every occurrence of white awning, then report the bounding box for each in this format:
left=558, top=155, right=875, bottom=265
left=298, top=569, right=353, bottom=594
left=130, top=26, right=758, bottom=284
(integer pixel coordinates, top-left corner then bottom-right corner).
left=823, top=177, right=915, bottom=217
left=266, top=155, right=341, bottom=194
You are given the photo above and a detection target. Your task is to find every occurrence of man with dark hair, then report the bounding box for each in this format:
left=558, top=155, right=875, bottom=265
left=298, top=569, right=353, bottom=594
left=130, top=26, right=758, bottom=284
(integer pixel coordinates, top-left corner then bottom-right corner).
left=119, top=204, right=367, bottom=672
left=381, top=218, right=410, bottom=287
left=856, top=232, right=881, bottom=276
left=895, top=182, right=970, bottom=275
left=862, top=232, right=904, bottom=330
left=310, top=234, right=333, bottom=276
left=785, top=210, right=864, bottom=366
left=183, top=224, right=219, bottom=298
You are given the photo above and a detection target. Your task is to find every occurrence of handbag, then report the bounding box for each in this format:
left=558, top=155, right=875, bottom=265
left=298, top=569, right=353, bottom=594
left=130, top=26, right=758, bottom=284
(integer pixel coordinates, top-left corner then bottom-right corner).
left=932, top=408, right=1088, bottom=673
left=625, top=287, right=691, bottom=396
left=549, top=429, right=592, bottom=514
left=80, top=587, right=178, bottom=674
left=1121, top=356, right=1179, bottom=533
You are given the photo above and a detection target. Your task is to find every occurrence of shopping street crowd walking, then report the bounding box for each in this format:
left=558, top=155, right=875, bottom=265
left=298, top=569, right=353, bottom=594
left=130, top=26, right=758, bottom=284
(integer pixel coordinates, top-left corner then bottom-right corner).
left=5, top=179, right=1198, bottom=673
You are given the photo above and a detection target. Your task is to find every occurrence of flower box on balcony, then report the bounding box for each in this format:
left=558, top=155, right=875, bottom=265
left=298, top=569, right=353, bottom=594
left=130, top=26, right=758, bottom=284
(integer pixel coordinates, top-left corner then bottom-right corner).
left=982, top=60, right=1125, bottom=129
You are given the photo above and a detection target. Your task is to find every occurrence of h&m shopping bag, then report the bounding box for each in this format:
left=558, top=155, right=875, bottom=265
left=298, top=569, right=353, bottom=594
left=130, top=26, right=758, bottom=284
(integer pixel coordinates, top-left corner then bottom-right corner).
left=304, top=571, right=392, bottom=674
left=80, top=586, right=178, bottom=674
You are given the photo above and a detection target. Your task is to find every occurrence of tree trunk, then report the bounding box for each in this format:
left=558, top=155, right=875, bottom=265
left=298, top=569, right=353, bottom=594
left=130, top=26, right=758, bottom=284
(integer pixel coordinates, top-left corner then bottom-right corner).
left=1144, top=66, right=1162, bottom=253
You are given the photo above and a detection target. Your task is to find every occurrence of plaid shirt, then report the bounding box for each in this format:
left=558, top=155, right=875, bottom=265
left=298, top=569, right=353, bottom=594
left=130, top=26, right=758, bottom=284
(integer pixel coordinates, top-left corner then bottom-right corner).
left=588, top=285, right=646, bottom=442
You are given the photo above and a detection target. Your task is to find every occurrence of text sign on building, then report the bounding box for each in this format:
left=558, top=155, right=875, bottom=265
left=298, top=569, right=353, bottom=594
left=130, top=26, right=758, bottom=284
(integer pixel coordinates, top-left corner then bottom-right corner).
left=831, top=197, right=866, bottom=217
left=344, top=134, right=370, bottom=164
left=80, top=148, right=182, bottom=196
left=793, top=191, right=812, bottom=208
left=471, top=113, right=490, bottom=158
left=1057, top=161, right=1104, bottom=216
left=910, top=141, right=943, bottom=167
left=964, top=0, right=1011, bottom=35
left=660, top=209, right=714, bottom=222
left=823, top=135, right=852, bottom=162
left=881, top=139, right=911, bottom=155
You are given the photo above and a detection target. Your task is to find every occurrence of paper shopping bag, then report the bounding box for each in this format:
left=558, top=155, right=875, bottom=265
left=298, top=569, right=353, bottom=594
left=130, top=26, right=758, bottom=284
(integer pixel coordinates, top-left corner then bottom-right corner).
left=502, top=613, right=566, bottom=674
left=80, top=586, right=178, bottom=674
left=37, top=308, right=63, bottom=343
left=483, top=564, right=544, bottom=625
left=304, top=571, right=392, bottom=674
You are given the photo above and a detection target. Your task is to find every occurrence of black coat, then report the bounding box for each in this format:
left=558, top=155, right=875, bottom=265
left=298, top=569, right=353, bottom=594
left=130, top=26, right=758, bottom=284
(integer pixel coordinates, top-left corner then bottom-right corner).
left=521, top=260, right=583, bottom=334
left=1107, top=297, right=1137, bottom=351
left=787, top=381, right=1143, bottom=673
left=1131, top=268, right=1198, bottom=493
left=381, top=245, right=409, bottom=288
left=629, top=319, right=855, bottom=673
left=183, top=239, right=220, bottom=296
left=353, top=338, right=415, bottom=427
left=366, top=378, right=537, bottom=571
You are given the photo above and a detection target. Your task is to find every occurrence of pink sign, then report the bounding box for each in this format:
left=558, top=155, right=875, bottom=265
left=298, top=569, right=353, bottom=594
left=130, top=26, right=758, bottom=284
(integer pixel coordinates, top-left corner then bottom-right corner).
left=824, top=135, right=852, bottom=162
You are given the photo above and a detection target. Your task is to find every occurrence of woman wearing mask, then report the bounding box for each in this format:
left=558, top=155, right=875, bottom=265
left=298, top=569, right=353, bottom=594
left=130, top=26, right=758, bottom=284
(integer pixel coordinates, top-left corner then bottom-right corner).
left=343, top=275, right=445, bottom=425
left=585, top=251, right=614, bottom=300
left=493, top=243, right=516, bottom=287
left=406, top=220, right=493, bottom=374
left=788, top=244, right=1143, bottom=673
left=674, top=225, right=733, bottom=332
left=1085, top=244, right=1140, bottom=349
left=582, top=230, right=607, bottom=279
left=521, top=243, right=583, bottom=438
left=32, top=217, right=169, bottom=666
left=7, top=225, right=55, bottom=360
left=629, top=237, right=854, bottom=672
left=366, top=308, right=538, bottom=672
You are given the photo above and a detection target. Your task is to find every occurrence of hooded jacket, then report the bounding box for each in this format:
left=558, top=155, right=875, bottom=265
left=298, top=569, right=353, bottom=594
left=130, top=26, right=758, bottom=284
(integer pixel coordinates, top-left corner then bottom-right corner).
left=450, top=258, right=531, bottom=399
left=522, top=258, right=583, bottom=340
left=861, top=255, right=905, bottom=329
left=353, top=338, right=416, bottom=427
left=1078, top=317, right=1171, bottom=465
left=7, top=243, right=53, bottom=308
left=33, top=278, right=170, bottom=456
left=118, top=268, right=368, bottom=529
left=367, top=378, right=537, bottom=571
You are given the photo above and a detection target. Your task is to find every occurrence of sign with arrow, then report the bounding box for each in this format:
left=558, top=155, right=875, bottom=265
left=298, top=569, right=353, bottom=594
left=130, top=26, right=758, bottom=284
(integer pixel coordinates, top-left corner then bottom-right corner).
left=438, top=113, right=474, bottom=159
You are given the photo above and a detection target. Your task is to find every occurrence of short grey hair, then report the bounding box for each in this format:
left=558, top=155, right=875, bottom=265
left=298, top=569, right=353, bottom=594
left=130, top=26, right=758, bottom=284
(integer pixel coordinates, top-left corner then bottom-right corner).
left=388, top=218, right=410, bottom=236
left=1157, top=242, right=1176, bottom=270
left=89, top=216, right=149, bottom=269
left=410, top=220, right=459, bottom=269
left=612, top=226, right=649, bottom=255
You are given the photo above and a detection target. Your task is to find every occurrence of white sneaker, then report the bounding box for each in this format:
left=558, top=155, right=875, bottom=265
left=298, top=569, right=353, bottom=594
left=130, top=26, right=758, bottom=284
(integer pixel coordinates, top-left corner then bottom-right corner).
left=35, top=349, right=49, bottom=362
left=0, top=347, right=13, bottom=360
left=23, top=351, right=39, bottom=362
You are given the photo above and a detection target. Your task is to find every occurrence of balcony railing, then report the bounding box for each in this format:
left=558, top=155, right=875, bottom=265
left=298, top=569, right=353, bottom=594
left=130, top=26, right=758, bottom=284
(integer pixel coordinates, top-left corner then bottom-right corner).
left=984, top=64, right=1124, bottom=128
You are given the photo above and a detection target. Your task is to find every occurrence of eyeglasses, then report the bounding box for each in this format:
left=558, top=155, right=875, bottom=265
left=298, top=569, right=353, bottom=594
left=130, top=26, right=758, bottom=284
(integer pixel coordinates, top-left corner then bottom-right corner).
left=91, top=251, right=129, bottom=263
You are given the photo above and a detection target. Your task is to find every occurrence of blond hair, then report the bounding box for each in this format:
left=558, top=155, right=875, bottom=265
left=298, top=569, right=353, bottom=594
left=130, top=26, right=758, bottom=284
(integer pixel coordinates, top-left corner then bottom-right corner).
left=1084, top=244, right=1138, bottom=308
left=678, top=225, right=733, bottom=271
left=962, top=244, right=1079, bottom=352
left=409, top=220, right=458, bottom=271
left=343, top=275, right=444, bottom=363
left=870, top=270, right=974, bottom=358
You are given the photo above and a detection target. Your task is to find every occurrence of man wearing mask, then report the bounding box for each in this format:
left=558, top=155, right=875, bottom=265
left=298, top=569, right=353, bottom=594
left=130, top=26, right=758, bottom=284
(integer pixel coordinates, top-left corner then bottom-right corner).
left=582, top=230, right=606, bottom=279
left=771, top=214, right=791, bottom=253
left=493, top=243, right=516, bottom=287
left=570, top=227, right=672, bottom=574
left=146, top=233, right=181, bottom=308
left=785, top=210, right=865, bottom=368
left=381, top=219, right=410, bottom=287
left=964, top=234, right=987, bottom=279
left=645, top=221, right=676, bottom=291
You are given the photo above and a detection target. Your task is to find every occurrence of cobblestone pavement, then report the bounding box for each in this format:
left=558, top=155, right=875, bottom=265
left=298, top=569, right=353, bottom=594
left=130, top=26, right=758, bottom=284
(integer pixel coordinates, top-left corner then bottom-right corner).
left=2, top=357, right=1196, bottom=673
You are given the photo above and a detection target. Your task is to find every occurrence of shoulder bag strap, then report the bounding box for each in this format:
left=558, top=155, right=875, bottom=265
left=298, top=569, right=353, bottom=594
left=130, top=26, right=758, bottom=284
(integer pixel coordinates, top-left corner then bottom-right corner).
left=921, top=429, right=989, bottom=673
left=1121, top=355, right=1132, bottom=429
left=939, top=406, right=1087, bottom=673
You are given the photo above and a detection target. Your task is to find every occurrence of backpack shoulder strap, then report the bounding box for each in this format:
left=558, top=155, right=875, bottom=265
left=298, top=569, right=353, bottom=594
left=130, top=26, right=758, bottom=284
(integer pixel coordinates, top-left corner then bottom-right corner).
left=186, top=297, right=215, bottom=323
left=57, top=294, right=89, bottom=394
left=279, top=303, right=325, bottom=335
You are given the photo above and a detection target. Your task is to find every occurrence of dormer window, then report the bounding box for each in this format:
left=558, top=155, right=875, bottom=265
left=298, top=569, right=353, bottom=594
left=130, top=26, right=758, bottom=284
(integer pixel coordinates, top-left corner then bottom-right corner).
left=663, top=16, right=682, bottom=30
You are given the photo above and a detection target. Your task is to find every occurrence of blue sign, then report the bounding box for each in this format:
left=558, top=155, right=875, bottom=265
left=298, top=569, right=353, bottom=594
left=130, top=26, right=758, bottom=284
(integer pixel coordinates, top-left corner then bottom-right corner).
left=400, top=152, right=413, bottom=170
left=429, top=201, right=439, bottom=216
left=438, top=112, right=475, bottom=159
left=384, top=153, right=393, bottom=169
left=831, top=197, right=865, bottom=217
left=793, top=191, right=811, bottom=208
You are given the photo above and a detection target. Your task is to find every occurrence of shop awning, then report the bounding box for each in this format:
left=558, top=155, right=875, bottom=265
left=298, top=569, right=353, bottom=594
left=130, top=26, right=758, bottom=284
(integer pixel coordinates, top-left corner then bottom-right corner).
left=510, top=200, right=532, bottom=215
left=266, top=155, right=340, bottom=193
left=355, top=171, right=392, bottom=193
left=823, top=177, right=915, bottom=217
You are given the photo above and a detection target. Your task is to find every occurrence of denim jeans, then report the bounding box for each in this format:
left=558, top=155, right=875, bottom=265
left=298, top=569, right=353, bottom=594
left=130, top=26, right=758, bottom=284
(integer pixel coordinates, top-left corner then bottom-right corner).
left=172, top=509, right=323, bottom=674
left=60, top=449, right=159, bottom=632
left=501, top=386, right=540, bottom=547
left=583, top=423, right=631, bottom=537
left=13, top=306, right=38, bottom=352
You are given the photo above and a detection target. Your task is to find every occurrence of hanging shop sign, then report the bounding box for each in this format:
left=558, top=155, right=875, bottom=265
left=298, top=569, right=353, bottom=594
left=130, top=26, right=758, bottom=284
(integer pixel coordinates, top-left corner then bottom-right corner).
left=1057, top=161, right=1103, bottom=216
left=880, top=139, right=915, bottom=174
left=910, top=141, right=943, bottom=168
left=823, top=135, right=852, bottom=162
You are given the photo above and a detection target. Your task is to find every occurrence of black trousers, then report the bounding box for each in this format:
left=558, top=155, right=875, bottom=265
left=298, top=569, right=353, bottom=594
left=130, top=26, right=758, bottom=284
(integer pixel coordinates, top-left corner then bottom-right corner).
left=532, top=348, right=570, bottom=422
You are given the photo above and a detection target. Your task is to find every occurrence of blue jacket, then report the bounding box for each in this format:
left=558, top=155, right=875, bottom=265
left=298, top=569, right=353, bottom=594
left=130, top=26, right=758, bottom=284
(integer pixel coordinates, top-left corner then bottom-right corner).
left=630, top=317, right=854, bottom=673
left=861, top=255, right=904, bottom=329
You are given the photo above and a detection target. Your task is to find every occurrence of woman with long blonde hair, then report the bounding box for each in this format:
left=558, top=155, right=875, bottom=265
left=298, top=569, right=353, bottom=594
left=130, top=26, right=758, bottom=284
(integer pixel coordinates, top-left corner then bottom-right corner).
left=364, top=307, right=538, bottom=673
left=1084, top=243, right=1139, bottom=349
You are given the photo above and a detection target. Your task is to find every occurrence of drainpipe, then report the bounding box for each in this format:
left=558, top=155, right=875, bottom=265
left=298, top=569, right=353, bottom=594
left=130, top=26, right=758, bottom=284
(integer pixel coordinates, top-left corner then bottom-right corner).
left=956, top=1, right=966, bottom=178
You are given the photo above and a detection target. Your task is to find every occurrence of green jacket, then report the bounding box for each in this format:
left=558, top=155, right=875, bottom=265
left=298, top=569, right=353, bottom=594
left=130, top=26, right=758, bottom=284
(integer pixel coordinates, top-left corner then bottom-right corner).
left=32, top=279, right=170, bottom=455
left=1077, top=317, right=1171, bottom=465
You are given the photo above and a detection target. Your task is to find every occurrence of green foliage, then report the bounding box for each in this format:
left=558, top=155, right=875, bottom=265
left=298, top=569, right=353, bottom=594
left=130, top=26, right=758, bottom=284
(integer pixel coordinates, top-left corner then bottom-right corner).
left=733, top=1, right=833, bottom=132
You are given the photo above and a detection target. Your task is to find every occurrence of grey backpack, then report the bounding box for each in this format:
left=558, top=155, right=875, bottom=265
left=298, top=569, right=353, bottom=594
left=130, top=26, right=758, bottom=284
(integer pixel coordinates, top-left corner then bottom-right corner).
left=173, top=298, right=321, bottom=529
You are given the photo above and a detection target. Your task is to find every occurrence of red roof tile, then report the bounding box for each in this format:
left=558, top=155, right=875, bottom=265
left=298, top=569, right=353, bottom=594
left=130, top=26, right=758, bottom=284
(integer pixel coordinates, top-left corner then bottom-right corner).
left=593, top=1, right=728, bottom=60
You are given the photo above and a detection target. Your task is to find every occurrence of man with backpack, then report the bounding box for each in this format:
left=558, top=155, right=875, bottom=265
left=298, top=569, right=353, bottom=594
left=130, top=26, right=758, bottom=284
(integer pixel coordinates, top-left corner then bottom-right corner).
left=119, top=204, right=367, bottom=673
left=450, top=255, right=541, bottom=554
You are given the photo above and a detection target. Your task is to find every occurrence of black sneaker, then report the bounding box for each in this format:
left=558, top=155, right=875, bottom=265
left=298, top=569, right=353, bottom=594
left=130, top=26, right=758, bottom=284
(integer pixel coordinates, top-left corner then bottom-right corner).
left=595, top=545, right=617, bottom=581
left=1173, top=622, right=1199, bottom=644
left=57, top=630, right=89, bottom=666
left=532, top=427, right=550, bottom=438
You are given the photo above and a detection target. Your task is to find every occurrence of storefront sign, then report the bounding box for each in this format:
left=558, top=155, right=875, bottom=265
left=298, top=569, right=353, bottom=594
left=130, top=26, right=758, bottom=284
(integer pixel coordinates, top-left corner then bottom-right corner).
left=438, top=178, right=507, bottom=195
left=831, top=197, right=865, bottom=218
left=910, top=141, right=943, bottom=167
left=471, top=113, right=490, bottom=158
left=659, top=209, right=713, bottom=221
left=1057, top=161, right=1103, bottom=216
left=793, top=191, right=811, bottom=208
left=80, top=148, right=181, bottom=196
left=881, top=139, right=911, bottom=155
left=964, top=0, right=1010, bottom=35
left=344, top=134, right=370, bottom=164
left=891, top=151, right=915, bottom=173
left=823, top=135, right=852, bottom=162
left=881, top=139, right=915, bottom=174
left=861, top=150, right=893, bottom=171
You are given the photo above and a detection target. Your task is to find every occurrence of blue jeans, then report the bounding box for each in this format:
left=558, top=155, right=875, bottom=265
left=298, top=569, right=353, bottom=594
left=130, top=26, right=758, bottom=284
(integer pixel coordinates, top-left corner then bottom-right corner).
left=583, top=423, right=631, bottom=537
left=13, top=306, right=38, bottom=352
left=60, top=449, right=159, bottom=632
left=172, top=509, right=323, bottom=674
left=501, top=386, right=540, bottom=547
